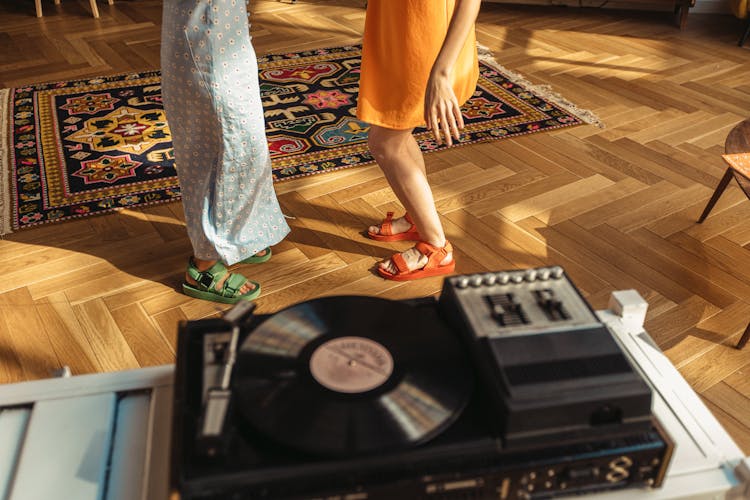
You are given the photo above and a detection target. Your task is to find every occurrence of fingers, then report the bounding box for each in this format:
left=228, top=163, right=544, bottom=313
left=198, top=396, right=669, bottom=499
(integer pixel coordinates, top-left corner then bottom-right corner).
left=426, top=95, right=464, bottom=146
left=447, top=104, right=462, bottom=144
left=428, top=108, right=442, bottom=145
left=437, top=101, right=463, bottom=147
left=452, top=102, right=464, bottom=131
left=440, top=105, right=453, bottom=146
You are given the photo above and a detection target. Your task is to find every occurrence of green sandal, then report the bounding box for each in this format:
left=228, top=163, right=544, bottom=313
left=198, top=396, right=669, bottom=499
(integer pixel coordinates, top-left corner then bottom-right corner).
left=237, top=247, right=272, bottom=264
left=183, top=259, right=261, bottom=304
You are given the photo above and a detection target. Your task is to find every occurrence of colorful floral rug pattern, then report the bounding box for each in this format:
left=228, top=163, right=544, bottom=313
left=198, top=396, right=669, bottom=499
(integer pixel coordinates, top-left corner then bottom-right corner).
left=2, top=45, right=590, bottom=232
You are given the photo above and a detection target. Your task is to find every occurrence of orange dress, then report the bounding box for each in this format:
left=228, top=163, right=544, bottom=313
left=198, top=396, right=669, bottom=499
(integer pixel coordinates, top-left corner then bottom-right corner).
left=357, top=0, right=480, bottom=130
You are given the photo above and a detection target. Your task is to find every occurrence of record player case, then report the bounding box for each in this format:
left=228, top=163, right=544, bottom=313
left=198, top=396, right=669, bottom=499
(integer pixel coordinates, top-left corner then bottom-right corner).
left=0, top=290, right=747, bottom=500
left=170, top=294, right=674, bottom=500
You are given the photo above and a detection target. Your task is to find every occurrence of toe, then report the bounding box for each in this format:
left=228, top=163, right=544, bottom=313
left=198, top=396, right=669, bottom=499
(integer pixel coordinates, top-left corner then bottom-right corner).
left=240, top=281, right=257, bottom=294
left=378, top=259, right=393, bottom=273
left=368, top=225, right=380, bottom=235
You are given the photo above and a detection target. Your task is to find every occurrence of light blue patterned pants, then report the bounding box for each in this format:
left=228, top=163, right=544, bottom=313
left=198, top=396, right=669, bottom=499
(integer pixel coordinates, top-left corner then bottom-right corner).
left=161, top=0, right=290, bottom=265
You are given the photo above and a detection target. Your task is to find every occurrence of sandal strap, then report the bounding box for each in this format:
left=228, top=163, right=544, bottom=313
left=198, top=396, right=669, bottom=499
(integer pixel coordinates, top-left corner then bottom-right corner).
left=186, top=259, right=256, bottom=299
left=187, top=260, right=229, bottom=291
left=379, top=211, right=395, bottom=236
left=391, top=252, right=411, bottom=274
left=415, top=241, right=453, bottom=270
left=222, top=272, right=249, bottom=298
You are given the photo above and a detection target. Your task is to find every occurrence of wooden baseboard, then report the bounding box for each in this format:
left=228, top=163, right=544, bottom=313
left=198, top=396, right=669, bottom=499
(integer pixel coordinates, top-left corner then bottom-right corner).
left=483, top=0, right=730, bottom=13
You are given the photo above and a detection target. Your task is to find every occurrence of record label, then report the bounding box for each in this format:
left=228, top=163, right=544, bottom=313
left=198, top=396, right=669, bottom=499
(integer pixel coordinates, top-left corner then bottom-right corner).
left=309, top=336, right=394, bottom=394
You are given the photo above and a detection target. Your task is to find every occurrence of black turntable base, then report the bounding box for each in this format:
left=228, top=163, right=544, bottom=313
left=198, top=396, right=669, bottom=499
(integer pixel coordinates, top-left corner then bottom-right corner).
left=171, top=293, right=672, bottom=500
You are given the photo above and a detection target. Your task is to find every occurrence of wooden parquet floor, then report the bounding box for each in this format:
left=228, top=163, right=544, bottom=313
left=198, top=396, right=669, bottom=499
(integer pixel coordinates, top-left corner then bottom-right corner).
left=1, top=0, right=749, bottom=452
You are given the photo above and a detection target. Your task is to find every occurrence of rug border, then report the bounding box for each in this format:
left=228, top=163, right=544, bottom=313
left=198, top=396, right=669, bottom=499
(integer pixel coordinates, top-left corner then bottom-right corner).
left=477, top=43, right=603, bottom=128
left=0, top=88, right=11, bottom=236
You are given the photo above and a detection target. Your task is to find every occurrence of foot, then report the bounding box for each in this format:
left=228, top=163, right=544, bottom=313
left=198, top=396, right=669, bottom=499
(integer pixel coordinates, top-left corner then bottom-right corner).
left=368, top=216, right=413, bottom=238
left=186, top=257, right=257, bottom=295
left=367, top=212, right=420, bottom=242
left=378, top=245, right=452, bottom=275
left=237, top=247, right=273, bottom=265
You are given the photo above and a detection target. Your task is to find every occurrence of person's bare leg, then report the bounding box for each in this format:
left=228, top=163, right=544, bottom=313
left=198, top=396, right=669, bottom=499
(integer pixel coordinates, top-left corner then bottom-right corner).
left=367, top=130, right=428, bottom=237
left=367, top=125, right=451, bottom=273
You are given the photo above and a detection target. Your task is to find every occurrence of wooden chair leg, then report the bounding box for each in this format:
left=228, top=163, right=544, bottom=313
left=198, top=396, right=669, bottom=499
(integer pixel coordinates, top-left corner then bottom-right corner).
left=698, top=168, right=734, bottom=223
left=35, top=0, right=43, bottom=17
left=89, top=0, right=100, bottom=18
left=678, top=1, right=689, bottom=30
left=740, top=18, right=750, bottom=47
left=736, top=322, right=750, bottom=350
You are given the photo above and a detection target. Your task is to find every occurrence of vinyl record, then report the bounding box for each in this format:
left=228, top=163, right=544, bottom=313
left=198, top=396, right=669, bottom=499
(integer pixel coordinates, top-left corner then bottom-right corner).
left=233, top=295, right=474, bottom=457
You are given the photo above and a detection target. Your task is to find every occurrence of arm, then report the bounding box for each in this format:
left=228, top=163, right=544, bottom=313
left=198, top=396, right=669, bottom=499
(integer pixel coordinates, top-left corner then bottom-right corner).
left=424, top=0, right=481, bottom=146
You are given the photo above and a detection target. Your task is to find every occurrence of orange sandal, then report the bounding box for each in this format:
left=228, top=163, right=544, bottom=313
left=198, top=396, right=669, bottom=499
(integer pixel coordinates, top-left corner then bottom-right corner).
left=367, top=212, right=420, bottom=242
left=378, top=240, right=456, bottom=281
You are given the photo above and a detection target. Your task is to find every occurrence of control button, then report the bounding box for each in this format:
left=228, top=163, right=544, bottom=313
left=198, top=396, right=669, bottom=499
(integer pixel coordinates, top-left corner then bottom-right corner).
left=524, top=269, right=538, bottom=282
left=496, top=272, right=510, bottom=284
left=550, top=266, right=564, bottom=279
left=511, top=273, right=524, bottom=284
left=492, top=304, right=506, bottom=323
left=470, top=274, right=483, bottom=287
left=538, top=268, right=551, bottom=281
left=482, top=273, right=497, bottom=285
left=456, top=277, right=470, bottom=289
left=611, top=456, right=633, bottom=468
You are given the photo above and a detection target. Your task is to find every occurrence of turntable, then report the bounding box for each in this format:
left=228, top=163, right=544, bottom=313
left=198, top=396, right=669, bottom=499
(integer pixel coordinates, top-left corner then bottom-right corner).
left=171, top=269, right=674, bottom=500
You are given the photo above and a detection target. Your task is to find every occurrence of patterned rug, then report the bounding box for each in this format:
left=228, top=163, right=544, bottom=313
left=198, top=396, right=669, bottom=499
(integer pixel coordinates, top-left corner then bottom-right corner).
left=0, top=45, right=599, bottom=234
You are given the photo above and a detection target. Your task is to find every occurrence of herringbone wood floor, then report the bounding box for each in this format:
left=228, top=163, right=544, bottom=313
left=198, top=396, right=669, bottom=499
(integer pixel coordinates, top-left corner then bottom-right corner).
left=1, top=0, right=749, bottom=452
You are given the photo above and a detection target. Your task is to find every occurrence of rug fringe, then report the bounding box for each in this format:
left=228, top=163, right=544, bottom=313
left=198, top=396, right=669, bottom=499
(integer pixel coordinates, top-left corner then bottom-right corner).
left=477, top=43, right=604, bottom=129
left=0, top=88, right=11, bottom=236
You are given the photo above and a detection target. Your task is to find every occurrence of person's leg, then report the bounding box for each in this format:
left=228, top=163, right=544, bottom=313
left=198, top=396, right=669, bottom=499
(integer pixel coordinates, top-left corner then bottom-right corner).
left=189, top=0, right=290, bottom=267
left=367, top=125, right=452, bottom=274
left=160, top=0, right=263, bottom=299
left=367, top=129, right=428, bottom=238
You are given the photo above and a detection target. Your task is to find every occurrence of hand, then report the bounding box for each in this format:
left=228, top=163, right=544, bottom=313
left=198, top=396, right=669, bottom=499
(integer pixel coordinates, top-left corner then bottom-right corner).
left=424, top=71, right=464, bottom=147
